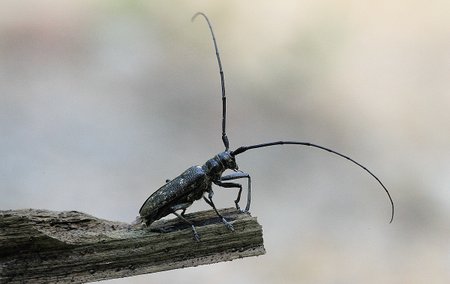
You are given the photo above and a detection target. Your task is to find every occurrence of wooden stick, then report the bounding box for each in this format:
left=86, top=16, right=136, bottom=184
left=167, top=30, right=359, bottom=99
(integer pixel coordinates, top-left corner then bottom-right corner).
left=0, top=208, right=265, bottom=283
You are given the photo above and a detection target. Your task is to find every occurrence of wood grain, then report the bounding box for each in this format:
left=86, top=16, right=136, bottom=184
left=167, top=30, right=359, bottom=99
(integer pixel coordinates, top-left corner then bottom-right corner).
left=0, top=208, right=265, bottom=283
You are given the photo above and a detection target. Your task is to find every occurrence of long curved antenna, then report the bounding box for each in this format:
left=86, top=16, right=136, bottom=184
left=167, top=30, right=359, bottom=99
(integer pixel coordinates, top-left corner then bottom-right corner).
left=232, top=141, right=395, bottom=223
left=192, top=12, right=230, bottom=150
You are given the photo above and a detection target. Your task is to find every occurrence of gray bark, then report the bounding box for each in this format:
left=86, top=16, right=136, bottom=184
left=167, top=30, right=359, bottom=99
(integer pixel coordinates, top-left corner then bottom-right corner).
left=0, top=208, right=265, bottom=283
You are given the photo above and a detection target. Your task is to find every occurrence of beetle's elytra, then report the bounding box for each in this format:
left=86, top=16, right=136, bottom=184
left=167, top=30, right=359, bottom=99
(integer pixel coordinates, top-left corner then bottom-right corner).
left=139, top=13, right=394, bottom=241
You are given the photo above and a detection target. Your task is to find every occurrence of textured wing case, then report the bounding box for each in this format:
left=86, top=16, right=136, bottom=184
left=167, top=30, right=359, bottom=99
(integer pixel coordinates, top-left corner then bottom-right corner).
left=139, top=166, right=208, bottom=224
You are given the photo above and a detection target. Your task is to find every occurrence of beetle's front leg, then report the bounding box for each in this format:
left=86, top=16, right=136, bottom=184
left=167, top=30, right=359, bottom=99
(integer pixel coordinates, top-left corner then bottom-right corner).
left=216, top=171, right=252, bottom=212
left=203, top=191, right=234, bottom=232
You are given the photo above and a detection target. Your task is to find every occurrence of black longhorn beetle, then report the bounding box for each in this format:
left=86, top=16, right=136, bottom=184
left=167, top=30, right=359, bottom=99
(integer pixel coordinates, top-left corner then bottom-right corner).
left=139, top=12, right=394, bottom=241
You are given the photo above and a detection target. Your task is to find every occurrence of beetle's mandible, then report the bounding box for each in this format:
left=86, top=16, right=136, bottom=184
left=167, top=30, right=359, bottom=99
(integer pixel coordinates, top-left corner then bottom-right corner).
left=139, top=12, right=394, bottom=241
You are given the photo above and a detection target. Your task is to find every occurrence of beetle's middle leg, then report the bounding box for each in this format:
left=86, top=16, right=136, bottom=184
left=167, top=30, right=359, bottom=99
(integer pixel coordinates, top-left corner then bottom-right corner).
left=203, top=191, right=235, bottom=232
left=170, top=203, right=200, bottom=241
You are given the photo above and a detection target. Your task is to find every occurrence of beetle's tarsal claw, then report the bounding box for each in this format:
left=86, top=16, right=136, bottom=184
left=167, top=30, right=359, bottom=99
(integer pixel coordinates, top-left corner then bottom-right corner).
left=222, top=218, right=234, bottom=231
left=235, top=203, right=246, bottom=213
left=191, top=225, right=201, bottom=241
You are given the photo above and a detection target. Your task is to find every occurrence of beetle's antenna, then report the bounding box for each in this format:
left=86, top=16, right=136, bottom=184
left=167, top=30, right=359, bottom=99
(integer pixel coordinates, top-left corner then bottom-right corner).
left=192, top=12, right=229, bottom=151
left=232, top=141, right=394, bottom=223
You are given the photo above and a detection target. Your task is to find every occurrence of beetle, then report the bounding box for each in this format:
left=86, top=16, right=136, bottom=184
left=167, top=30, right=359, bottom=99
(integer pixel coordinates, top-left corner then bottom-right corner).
left=139, top=12, right=394, bottom=241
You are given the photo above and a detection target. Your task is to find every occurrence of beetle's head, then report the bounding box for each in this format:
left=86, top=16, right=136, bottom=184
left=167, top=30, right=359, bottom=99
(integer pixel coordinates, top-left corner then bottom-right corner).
left=203, top=151, right=238, bottom=179
left=217, top=151, right=238, bottom=170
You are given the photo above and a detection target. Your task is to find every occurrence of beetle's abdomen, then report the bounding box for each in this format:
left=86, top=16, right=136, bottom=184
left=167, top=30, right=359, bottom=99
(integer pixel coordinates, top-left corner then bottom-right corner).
left=139, top=166, right=209, bottom=225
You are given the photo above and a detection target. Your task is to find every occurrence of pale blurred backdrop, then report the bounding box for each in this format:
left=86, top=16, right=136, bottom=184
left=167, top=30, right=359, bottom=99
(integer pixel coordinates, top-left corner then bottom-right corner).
left=1, top=1, right=449, bottom=283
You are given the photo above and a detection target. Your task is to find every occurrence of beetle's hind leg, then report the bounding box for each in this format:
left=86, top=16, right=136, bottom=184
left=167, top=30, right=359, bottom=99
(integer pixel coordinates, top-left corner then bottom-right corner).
left=203, top=191, right=235, bottom=232
left=172, top=211, right=200, bottom=241
left=170, top=203, right=200, bottom=241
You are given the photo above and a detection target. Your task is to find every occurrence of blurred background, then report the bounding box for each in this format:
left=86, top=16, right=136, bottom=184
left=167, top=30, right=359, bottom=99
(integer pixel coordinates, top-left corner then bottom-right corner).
left=1, top=0, right=449, bottom=283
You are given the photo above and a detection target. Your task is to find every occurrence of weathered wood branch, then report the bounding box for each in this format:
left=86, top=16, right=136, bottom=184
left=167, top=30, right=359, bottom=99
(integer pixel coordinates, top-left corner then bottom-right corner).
left=0, top=208, right=265, bottom=283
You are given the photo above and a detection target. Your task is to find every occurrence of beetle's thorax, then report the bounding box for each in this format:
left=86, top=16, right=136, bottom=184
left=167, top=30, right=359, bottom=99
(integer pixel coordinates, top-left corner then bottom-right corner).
left=202, top=151, right=237, bottom=179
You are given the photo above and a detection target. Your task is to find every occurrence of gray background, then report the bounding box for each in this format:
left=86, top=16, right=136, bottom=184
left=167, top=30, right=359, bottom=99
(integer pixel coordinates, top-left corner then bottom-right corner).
left=1, top=1, right=449, bottom=283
